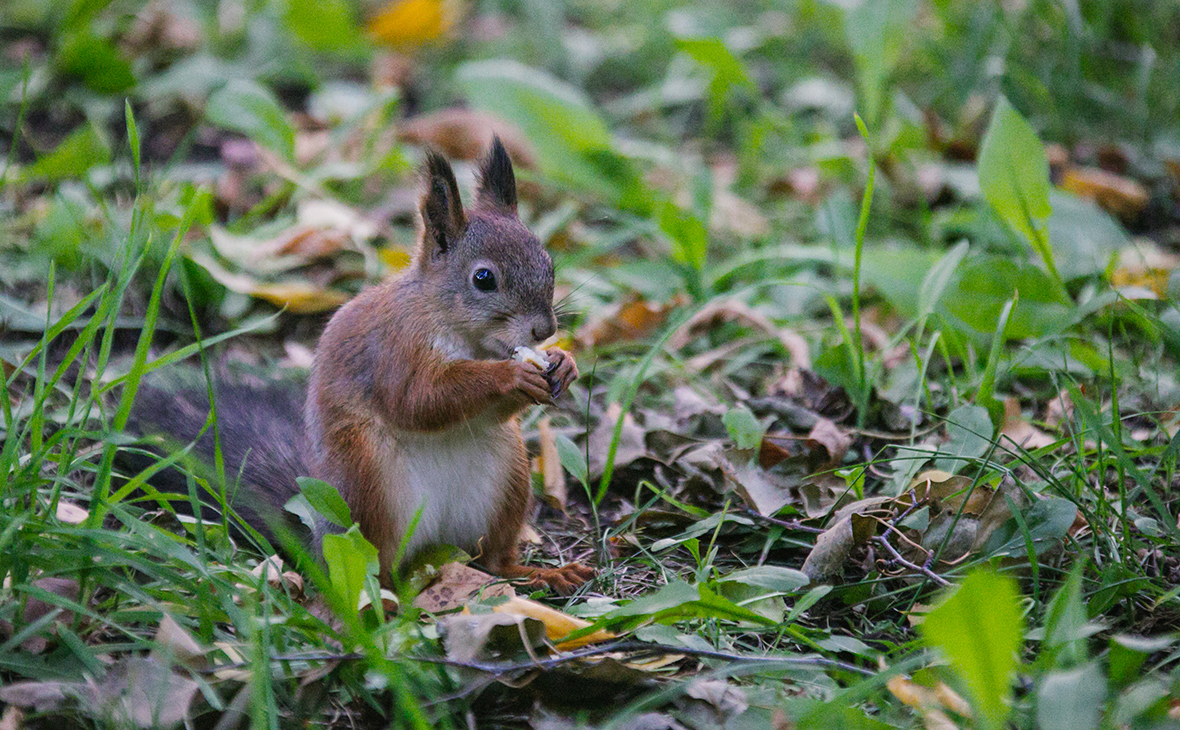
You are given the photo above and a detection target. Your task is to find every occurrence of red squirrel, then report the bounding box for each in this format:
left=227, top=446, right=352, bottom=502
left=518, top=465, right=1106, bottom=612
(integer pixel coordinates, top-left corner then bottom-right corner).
left=130, top=139, right=593, bottom=593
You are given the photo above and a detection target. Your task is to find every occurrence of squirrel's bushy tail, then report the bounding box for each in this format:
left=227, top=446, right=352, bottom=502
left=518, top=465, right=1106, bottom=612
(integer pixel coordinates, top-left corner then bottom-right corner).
left=123, top=373, right=309, bottom=543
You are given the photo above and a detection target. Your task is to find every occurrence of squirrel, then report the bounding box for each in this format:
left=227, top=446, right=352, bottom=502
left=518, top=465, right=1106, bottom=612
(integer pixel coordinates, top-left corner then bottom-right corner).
left=128, top=138, right=594, bottom=593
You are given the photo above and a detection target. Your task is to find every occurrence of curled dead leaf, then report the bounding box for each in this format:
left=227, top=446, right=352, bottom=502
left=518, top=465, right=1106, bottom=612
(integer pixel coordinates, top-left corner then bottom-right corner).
left=578, top=294, right=686, bottom=349
left=999, top=397, right=1057, bottom=451
left=536, top=416, right=567, bottom=512
left=1060, top=166, right=1149, bottom=218
left=490, top=596, right=616, bottom=651
left=397, top=109, right=536, bottom=167
left=667, top=298, right=810, bottom=368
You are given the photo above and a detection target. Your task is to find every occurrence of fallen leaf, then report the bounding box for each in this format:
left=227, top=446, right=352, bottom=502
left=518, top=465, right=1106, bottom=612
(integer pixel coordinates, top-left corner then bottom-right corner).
left=578, top=295, right=686, bottom=349
left=55, top=501, right=88, bottom=524
left=800, top=515, right=854, bottom=583
left=489, top=596, right=615, bottom=650
left=413, top=562, right=514, bottom=613
left=806, top=417, right=851, bottom=467
left=189, top=252, right=349, bottom=314
left=681, top=678, right=750, bottom=723
left=536, top=416, right=567, bottom=511
left=397, top=108, right=536, bottom=167
left=999, top=397, right=1057, bottom=451
left=588, top=403, right=647, bottom=479
left=19, top=576, right=79, bottom=654
left=440, top=611, right=546, bottom=663
left=368, top=0, right=458, bottom=48
left=1060, top=166, right=1149, bottom=218
left=667, top=298, right=810, bottom=368
left=151, top=615, right=207, bottom=670
left=1110, top=240, right=1179, bottom=298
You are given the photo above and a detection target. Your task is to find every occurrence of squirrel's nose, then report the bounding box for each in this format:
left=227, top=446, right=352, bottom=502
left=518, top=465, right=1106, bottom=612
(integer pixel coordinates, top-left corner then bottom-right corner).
left=531, top=316, right=556, bottom=343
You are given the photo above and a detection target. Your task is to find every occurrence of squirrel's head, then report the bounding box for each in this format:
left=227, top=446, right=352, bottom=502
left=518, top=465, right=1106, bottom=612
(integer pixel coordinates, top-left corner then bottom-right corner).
left=413, top=137, right=556, bottom=360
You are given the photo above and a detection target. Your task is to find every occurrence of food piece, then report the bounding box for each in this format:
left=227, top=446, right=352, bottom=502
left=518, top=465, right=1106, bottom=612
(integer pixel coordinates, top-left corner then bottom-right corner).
left=512, top=346, right=551, bottom=370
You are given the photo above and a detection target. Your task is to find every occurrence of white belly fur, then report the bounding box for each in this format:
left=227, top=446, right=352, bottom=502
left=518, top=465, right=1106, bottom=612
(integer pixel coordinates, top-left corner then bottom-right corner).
left=377, top=412, right=517, bottom=560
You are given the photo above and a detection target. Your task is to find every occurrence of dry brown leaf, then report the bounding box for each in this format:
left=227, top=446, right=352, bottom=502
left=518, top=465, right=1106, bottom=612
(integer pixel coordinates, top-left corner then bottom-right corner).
left=999, top=397, right=1056, bottom=451
left=800, top=516, right=854, bottom=583
left=587, top=402, right=647, bottom=479
left=151, top=615, right=206, bottom=670
left=1060, top=166, right=1149, bottom=218
left=807, top=417, right=851, bottom=466
left=1043, top=388, right=1075, bottom=430
left=397, top=109, right=536, bottom=167
left=441, top=611, right=546, bottom=664
left=19, top=576, right=79, bottom=654
left=536, top=416, right=567, bottom=512
left=413, top=562, right=514, bottom=613
left=711, top=189, right=769, bottom=239
left=578, top=295, right=685, bottom=349
left=667, top=298, right=810, bottom=368
left=887, top=675, right=970, bottom=730
left=1110, top=241, right=1179, bottom=298
left=190, top=252, right=350, bottom=314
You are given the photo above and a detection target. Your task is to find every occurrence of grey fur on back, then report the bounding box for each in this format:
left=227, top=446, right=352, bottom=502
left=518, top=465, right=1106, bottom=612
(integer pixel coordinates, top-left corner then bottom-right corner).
left=124, top=374, right=310, bottom=544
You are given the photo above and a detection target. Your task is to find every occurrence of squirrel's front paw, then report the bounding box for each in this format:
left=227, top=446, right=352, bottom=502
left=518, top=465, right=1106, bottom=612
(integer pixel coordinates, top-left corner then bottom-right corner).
left=542, top=348, right=579, bottom=400
left=511, top=360, right=553, bottom=404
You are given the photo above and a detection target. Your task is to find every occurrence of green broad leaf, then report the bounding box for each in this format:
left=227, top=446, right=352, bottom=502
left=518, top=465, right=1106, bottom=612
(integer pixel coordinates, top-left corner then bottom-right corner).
left=921, top=570, right=1024, bottom=730
left=22, top=125, right=111, bottom=182
left=658, top=200, right=709, bottom=272
left=719, top=565, right=810, bottom=593
left=322, top=525, right=379, bottom=613
left=1036, top=661, right=1107, bottom=730
left=939, top=255, right=1072, bottom=341
left=984, top=498, right=1079, bottom=558
left=1047, top=191, right=1129, bottom=281
left=56, top=30, right=135, bottom=94
left=843, top=0, right=917, bottom=123
left=296, top=477, right=353, bottom=528
left=917, top=240, right=970, bottom=321
left=554, top=433, right=589, bottom=488
left=675, top=37, right=755, bottom=125
left=1036, top=563, right=1096, bottom=670
left=933, top=405, right=994, bottom=474
left=599, top=580, right=776, bottom=630
left=859, top=246, right=943, bottom=320
left=456, top=60, right=638, bottom=205
left=285, top=0, right=363, bottom=52
left=1109, top=635, right=1176, bottom=687
left=675, top=38, right=755, bottom=91
left=978, top=97, right=1052, bottom=252
left=723, top=405, right=764, bottom=450
left=206, top=79, right=295, bottom=160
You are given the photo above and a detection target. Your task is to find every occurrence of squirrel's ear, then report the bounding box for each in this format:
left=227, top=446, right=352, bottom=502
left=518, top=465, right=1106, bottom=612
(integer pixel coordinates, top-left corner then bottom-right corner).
left=420, top=149, right=466, bottom=256
left=474, top=135, right=517, bottom=214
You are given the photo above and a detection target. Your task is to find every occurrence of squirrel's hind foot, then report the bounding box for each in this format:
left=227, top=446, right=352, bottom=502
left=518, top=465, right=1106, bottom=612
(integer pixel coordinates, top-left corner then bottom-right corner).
left=501, top=562, right=594, bottom=595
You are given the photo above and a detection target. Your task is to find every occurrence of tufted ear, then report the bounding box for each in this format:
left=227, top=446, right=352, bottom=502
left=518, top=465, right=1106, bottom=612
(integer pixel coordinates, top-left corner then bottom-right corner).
left=420, top=149, right=467, bottom=257
left=474, top=135, right=517, bottom=214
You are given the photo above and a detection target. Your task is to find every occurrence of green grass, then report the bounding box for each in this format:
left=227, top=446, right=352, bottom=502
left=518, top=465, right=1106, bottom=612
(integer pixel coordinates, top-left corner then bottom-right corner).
left=3, top=0, right=1180, bottom=727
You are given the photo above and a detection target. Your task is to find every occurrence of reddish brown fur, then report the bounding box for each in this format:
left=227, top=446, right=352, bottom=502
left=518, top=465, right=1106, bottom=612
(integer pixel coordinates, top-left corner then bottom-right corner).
left=304, top=140, right=591, bottom=592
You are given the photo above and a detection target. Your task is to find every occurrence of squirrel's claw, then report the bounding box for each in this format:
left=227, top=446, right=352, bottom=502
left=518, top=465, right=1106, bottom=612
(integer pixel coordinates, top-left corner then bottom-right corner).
left=542, top=348, right=579, bottom=400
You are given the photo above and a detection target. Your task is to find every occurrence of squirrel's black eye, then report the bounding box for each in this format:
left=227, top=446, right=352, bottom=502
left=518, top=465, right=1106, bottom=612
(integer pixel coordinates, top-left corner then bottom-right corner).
left=472, top=268, right=497, bottom=292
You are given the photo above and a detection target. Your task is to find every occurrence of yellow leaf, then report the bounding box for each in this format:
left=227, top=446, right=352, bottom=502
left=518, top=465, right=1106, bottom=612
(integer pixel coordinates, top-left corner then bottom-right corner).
left=250, top=281, right=350, bottom=314
left=490, top=596, right=615, bottom=650
left=368, top=0, right=457, bottom=48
